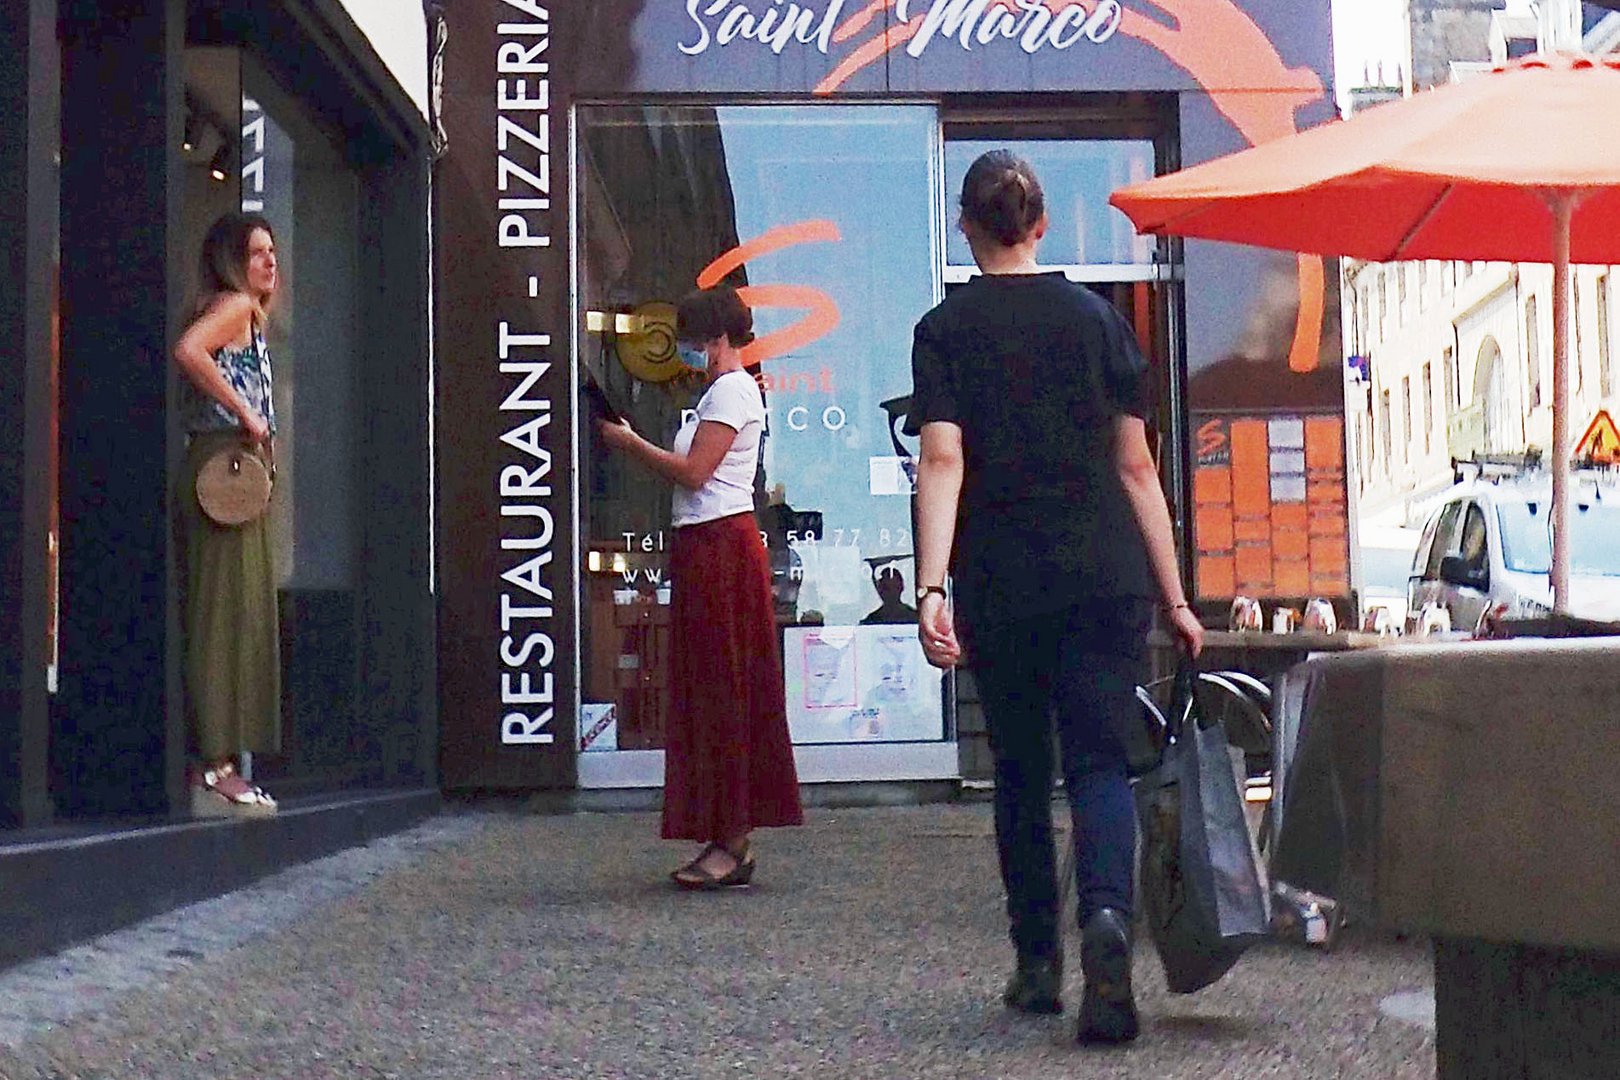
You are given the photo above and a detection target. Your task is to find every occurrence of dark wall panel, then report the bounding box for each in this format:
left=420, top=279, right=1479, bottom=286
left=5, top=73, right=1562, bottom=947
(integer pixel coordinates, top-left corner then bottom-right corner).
left=0, top=0, right=23, bottom=826
left=218, top=0, right=437, bottom=794
left=53, top=1, right=180, bottom=817
left=436, top=6, right=582, bottom=789
left=0, top=0, right=58, bottom=827
left=357, top=154, right=437, bottom=788
left=275, top=590, right=359, bottom=792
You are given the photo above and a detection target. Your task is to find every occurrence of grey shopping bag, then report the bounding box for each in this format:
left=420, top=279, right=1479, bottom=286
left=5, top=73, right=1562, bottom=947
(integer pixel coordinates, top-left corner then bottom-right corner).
left=1135, top=665, right=1270, bottom=994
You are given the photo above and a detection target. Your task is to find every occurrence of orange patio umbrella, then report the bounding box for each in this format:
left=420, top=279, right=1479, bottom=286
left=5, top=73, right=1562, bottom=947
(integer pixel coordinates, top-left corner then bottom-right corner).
left=1111, top=53, right=1620, bottom=614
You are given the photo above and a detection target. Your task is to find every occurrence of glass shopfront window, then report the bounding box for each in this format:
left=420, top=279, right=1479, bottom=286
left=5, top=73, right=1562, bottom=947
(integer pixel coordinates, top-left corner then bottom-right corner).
left=944, top=137, right=1156, bottom=272
left=239, top=56, right=359, bottom=601
left=941, top=127, right=1177, bottom=516
left=178, top=47, right=363, bottom=792
left=239, top=57, right=363, bottom=790
left=577, top=104, right=947, bottom=753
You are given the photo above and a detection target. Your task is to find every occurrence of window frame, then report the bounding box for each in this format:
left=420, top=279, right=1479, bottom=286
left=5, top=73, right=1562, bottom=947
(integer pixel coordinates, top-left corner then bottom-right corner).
left=1424, top=500, right=1465, bottom=579
left=1459, top=501, right=1490, bottom=586
left=1525, top=295, right=1542, bottom=409
left=939, top=116, right=1172, bottom=276
left=1421, top=362, right=1433, bottom=454
left=1401, top=375, right=1412, bottom=465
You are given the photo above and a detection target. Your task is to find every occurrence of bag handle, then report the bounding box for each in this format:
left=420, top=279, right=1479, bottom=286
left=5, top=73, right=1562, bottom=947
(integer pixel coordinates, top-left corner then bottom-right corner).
left=1167, top=659, right=1207, bottom=743
left=237, top=434, right=275, bottom=480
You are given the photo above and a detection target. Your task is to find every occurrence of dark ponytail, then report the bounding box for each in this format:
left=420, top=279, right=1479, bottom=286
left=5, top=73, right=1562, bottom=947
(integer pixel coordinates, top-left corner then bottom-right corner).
left=959, top=150, right=1045, bottom=247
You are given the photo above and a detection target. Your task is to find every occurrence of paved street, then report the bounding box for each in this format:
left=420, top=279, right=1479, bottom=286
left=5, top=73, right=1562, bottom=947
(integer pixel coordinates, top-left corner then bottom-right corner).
left=0, top=804, right=1435, bottom=1079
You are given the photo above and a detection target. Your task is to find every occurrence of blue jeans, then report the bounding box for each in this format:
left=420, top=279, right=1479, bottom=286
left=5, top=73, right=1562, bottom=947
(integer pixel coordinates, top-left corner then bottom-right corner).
left=967, top=599, right=1150, bottom=961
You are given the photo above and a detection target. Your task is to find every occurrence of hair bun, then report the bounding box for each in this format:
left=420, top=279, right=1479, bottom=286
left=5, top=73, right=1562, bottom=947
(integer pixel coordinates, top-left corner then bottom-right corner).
left=960, top=151, right=1045, bottom=248
left=1004, top=171, right=1031, bottom=213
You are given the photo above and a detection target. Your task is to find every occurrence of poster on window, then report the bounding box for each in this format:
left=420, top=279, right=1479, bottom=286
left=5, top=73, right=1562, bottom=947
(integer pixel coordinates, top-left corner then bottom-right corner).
left=783, top=625, right=944, bottom=744
left=1191, top=412, right=1349, bottom=601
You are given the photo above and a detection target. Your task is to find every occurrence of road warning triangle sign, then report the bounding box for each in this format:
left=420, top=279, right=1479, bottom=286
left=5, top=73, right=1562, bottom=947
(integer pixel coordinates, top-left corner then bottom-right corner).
left=1575, top=409, right=1620, bottom=464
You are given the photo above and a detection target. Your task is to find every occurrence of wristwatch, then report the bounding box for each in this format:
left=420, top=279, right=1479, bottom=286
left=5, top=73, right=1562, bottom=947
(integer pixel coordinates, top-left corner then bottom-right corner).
left=915, top=584, right=946, bottom=603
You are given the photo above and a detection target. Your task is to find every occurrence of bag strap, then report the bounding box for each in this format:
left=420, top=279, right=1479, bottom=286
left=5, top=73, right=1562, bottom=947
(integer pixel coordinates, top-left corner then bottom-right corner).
left=1167, top=660, right=1205, bottom=742
left=249, top=316, right=276, bottom=475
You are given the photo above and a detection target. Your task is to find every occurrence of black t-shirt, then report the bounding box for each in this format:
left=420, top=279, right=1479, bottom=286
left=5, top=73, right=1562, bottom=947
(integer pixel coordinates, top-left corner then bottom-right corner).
left=905, top=272, right=1154, bottom=629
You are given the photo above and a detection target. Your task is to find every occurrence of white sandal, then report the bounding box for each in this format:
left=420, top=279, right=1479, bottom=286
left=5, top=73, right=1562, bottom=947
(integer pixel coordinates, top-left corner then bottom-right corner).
left=190, top=762, right=278, bottom=818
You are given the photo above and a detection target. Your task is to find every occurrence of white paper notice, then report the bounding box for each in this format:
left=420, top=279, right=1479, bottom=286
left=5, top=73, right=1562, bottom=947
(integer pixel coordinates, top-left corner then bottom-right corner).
left=783, top=625, right=944, bottom=744
left=868, top=456, right=915, bottom=496
left=579, top=703, right=618, bottom=752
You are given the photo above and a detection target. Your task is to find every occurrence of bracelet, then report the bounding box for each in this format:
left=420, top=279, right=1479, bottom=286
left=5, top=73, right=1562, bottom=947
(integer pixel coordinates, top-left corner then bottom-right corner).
left=1164, top=601, right=1191, bottom=612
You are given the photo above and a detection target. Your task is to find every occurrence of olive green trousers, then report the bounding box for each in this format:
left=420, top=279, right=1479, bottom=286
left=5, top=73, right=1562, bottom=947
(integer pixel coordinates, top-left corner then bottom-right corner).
left=178, top=431, right=281, bottom=761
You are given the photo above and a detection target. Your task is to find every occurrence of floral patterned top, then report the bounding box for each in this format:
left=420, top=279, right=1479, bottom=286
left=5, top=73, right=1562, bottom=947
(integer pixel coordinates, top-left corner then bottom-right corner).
left=180, top=327, right=277, bottom=436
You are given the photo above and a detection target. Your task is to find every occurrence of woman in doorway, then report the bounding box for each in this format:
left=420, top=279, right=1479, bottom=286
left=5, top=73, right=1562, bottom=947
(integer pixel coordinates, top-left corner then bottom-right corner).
left=597, top=285, right=803, bottom=888
left=908, top=151, right=1203, bottom=1045
left=172, top=211, right=282, bottom=818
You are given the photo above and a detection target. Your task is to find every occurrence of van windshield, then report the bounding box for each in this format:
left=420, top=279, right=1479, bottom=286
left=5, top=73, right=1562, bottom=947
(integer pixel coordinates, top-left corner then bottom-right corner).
left=1497, top=500, right=1620, bottom=577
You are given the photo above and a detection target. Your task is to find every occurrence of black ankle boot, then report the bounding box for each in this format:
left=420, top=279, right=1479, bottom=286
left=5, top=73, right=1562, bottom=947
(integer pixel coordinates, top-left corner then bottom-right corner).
left=1003, top=952, right=1064, bottom=1014
left=1076, top=908, right=1139, bottom=1045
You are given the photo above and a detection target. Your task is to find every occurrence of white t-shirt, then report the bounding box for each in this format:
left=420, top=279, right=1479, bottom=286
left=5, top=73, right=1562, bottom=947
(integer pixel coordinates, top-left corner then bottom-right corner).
left=671, top=370, right=766, bottom=527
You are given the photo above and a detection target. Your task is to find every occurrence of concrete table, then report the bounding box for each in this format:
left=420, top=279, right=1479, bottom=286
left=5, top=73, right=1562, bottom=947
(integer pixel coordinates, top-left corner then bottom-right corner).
left=1148, top=627, right=1386, bottom=685
left=1270, top=638, right=1620, bottom=1079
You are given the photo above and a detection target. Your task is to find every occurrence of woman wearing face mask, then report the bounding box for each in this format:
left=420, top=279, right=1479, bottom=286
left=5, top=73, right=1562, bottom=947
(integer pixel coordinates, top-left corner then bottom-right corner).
left=908, top=151, right=1203, bottom=1046
left=597, top=285, right=803, bottom=888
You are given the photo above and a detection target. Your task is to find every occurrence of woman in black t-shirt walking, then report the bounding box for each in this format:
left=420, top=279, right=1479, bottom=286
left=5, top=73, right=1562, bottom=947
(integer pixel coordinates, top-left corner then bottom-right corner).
left=907, top=150, right=1203, bottom=1046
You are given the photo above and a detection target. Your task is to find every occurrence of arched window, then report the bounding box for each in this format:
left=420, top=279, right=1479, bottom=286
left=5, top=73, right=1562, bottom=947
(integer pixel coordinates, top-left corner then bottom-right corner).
left=1475, top=337, right=1510, bottom=453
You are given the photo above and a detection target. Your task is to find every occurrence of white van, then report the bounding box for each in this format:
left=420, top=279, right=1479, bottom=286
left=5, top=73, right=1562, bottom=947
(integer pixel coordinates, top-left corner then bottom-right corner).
left=1407, top=469, right=1620, bottom=633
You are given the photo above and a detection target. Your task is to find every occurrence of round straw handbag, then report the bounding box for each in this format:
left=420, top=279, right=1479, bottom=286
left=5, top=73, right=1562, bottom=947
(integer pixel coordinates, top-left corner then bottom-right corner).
left=195, top=442, right=274, bottom=526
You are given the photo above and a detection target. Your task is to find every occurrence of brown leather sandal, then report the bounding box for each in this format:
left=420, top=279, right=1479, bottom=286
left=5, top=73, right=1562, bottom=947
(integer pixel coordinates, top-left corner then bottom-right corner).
left=671, top=842, right=754, bottom=891
left=670, top=844, right=721, bottom=885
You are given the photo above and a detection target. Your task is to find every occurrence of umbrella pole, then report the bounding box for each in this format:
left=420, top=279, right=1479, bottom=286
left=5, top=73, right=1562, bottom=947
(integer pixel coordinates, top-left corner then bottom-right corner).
left=1549, top=191, right=1575, bottom=615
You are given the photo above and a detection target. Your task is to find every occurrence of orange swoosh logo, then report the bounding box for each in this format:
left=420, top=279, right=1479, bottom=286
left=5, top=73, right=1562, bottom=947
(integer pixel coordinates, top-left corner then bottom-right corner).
left=698, top=221, right=844, bottom=366
left=1118, top=1, right=1325, bottom=372
left=812, top=0, right=1327, bottom=373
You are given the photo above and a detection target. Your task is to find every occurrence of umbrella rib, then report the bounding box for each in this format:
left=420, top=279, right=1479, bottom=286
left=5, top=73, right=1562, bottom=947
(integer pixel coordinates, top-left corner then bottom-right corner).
left=1390, top=183, right=1455, bottom=261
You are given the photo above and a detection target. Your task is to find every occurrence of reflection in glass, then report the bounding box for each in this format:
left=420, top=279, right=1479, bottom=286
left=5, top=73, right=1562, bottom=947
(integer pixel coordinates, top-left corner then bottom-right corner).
left=240, top=56, right=361, bottom=789
left=944, top=138, right=1154, bottom=267
left=578, top=105, right=945, bottom=749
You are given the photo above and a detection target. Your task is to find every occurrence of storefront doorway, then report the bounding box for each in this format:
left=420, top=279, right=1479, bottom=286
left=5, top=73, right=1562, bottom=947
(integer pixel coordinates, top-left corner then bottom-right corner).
left=173, top=46, right=369, bottom=797
left=572, top=102, right=1178, bottom=789
left=575, top=103, right=951, bottom=787
left=941, top=123, right=1184, bottom=516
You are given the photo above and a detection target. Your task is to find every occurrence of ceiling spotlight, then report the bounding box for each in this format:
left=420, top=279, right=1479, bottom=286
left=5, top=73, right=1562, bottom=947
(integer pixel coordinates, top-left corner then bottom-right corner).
left=181, top=110, right=199, bottom=153
left=208, top=142, right=234, bottom=183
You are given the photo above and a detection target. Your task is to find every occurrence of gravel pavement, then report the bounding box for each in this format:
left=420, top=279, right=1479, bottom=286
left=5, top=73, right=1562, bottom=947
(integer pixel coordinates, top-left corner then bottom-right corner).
left=0, top=803, right=1436, bottom=1079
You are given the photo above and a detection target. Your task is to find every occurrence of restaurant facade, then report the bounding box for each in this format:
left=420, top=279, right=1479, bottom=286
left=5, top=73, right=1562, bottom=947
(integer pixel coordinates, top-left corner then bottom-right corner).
left=434, top=0, right=1349, bottom=793
left=0, top=0, right=1347, bottom=961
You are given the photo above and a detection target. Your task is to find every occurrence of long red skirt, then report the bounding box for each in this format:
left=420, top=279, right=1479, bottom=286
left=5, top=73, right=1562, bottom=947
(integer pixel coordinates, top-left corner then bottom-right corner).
left=663, top=512, right=804, bottom=842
